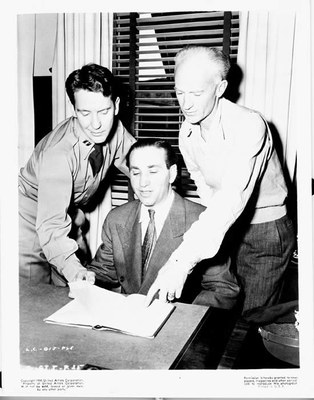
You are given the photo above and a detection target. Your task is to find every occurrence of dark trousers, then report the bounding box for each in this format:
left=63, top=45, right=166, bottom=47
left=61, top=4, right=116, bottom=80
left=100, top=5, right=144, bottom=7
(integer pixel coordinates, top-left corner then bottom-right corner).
left=182, top=250, right=241, bottom=310
left=234, top=214, right=296, bottom=312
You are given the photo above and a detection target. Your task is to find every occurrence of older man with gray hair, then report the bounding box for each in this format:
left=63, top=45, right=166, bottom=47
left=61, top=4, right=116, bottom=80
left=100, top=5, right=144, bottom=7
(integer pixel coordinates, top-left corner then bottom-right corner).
left=146, top=45, right=295, bottom=313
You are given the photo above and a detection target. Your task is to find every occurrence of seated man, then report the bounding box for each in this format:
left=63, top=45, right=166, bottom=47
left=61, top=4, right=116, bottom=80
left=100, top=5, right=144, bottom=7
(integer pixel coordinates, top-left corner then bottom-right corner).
left=87, top=139, right=240, bottom=308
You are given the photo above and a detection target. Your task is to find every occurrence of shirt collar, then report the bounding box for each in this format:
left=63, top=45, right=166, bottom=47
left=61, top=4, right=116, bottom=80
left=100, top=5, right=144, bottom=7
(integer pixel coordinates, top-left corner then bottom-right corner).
left=183, top=97, right=224, bottom=141
left=139, top=189, right=174, bottom=224
left=74, top=118, right=98, bottom=160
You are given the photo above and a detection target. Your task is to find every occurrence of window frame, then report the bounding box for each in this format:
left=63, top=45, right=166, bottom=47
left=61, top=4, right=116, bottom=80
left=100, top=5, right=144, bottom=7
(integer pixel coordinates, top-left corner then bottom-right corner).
left=111, top=11, right=240, bottom=206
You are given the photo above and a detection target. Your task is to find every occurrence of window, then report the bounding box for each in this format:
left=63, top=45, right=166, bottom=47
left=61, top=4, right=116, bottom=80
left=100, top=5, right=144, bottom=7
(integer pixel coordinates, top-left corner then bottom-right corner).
left=111, top=11, right=240, bottom=206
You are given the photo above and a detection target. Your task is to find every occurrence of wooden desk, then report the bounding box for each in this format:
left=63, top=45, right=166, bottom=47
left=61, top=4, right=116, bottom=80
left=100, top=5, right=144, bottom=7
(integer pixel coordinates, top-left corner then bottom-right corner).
left=20, top=282, right=297, bottom=370
left=20, top=282, right=210, bottom=370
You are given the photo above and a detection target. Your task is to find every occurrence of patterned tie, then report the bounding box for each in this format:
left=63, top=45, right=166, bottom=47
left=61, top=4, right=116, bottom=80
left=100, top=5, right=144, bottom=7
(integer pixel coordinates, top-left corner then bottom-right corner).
left=88, top=144, right=104, bottom=176
left=142, top=209, right=157, bottom=279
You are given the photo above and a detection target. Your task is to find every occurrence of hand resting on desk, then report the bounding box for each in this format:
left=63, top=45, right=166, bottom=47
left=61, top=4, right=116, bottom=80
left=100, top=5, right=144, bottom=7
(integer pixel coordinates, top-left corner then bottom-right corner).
left=68, top=270, right=95, bottom=298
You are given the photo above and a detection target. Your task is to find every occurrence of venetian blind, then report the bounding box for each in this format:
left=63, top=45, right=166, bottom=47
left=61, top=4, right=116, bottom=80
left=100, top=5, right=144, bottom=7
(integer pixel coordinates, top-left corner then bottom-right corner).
left=111, top=11, right=240, bottom=206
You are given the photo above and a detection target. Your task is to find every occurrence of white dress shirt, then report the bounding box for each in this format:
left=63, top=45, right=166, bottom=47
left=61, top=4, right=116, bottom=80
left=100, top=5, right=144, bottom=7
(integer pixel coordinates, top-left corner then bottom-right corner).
left=139, top=190, right=175, bottom=244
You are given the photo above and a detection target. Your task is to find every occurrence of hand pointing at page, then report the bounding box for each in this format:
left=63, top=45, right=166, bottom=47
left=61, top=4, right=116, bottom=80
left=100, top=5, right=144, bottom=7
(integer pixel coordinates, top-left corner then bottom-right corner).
left=145, top=259, right=190, bottom=306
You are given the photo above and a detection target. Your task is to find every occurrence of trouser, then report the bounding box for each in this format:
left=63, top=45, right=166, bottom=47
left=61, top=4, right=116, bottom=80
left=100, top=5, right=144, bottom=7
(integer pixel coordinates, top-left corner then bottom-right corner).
left=233, top=214, right=296, bottom=313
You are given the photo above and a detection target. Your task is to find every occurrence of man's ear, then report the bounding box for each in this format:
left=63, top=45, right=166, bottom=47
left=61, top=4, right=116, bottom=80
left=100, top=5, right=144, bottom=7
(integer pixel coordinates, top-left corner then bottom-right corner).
left=114, top=97, right=120, bottom=116
left=71, top=101, right=77, bottom=117
left=169, top=164, right=177, bottom=184
left=216, top=80, right=228, bottom=98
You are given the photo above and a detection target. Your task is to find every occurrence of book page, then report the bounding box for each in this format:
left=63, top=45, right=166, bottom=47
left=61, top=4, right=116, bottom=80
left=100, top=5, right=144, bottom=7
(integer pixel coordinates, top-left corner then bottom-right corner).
left=45, top=281, right=175, bottom=338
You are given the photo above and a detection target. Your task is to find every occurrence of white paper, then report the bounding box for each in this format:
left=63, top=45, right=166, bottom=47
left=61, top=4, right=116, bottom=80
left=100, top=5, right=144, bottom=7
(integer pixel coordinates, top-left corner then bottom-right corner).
left=45, top=281, right=175, bottom=338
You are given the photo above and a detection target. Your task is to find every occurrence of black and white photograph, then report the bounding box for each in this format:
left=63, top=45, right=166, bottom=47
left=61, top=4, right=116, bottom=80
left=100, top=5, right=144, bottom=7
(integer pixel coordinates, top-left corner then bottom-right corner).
left=0, top=0, right=313, bottom=398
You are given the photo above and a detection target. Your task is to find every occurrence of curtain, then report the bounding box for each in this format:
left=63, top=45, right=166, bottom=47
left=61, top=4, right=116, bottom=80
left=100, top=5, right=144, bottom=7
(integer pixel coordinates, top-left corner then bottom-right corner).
left=237, top=4, right=314, bottom=355
left=311, top=3, right=314, bottom=246
left=17, top=15, right=36, bottom=168
left=293, top=1, right=314, bottom=360
left=52, top=13, right=113, bottom=257
left=237, top=10, right=298, bottom=185
left=18, top=14, right=58, bottom=167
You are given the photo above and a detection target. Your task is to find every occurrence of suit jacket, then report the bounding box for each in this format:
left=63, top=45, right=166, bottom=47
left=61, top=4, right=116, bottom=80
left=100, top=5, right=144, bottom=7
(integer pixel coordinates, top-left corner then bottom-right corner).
left=88, top=191, right=240, bottom=308
left=88, top=192, right=206, bottom=295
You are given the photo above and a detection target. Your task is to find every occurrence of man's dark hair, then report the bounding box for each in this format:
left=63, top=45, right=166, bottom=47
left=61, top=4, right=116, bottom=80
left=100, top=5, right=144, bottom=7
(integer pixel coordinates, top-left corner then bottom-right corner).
left=65, top=63, right=118, bottom=106
left=126, top=139, right=178, bottom=169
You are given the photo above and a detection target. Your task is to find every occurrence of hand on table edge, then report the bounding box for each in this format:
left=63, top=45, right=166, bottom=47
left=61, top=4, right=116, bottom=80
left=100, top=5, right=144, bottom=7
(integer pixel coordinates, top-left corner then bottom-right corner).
left=68, top=269, right=96, bottom=298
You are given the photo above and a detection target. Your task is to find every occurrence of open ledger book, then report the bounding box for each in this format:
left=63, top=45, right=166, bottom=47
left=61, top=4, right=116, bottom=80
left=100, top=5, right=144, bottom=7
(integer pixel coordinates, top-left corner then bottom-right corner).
left=44, top=281, right=175, bottom=339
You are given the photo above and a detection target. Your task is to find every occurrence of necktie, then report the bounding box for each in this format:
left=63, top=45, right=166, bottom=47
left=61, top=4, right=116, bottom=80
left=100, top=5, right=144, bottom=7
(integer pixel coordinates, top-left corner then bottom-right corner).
left=88, top=144, right=104, bottom=176
left=142, top=209, right=157, bottom=279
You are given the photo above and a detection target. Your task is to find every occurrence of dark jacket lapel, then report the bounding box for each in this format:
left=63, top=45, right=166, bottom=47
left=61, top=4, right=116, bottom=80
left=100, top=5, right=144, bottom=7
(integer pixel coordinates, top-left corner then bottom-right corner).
left=116, top=201, right=142, bottom=292
left=139, top=192, right=187, bottom=294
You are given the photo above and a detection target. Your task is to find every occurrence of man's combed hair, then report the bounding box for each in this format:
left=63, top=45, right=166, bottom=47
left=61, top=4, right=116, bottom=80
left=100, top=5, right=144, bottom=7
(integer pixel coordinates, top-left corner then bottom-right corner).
left=65, top=63, right=118, bottom=106
left=126, top=139, right=178, bottom=169
left=175, top=45, right=231, bottom=81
